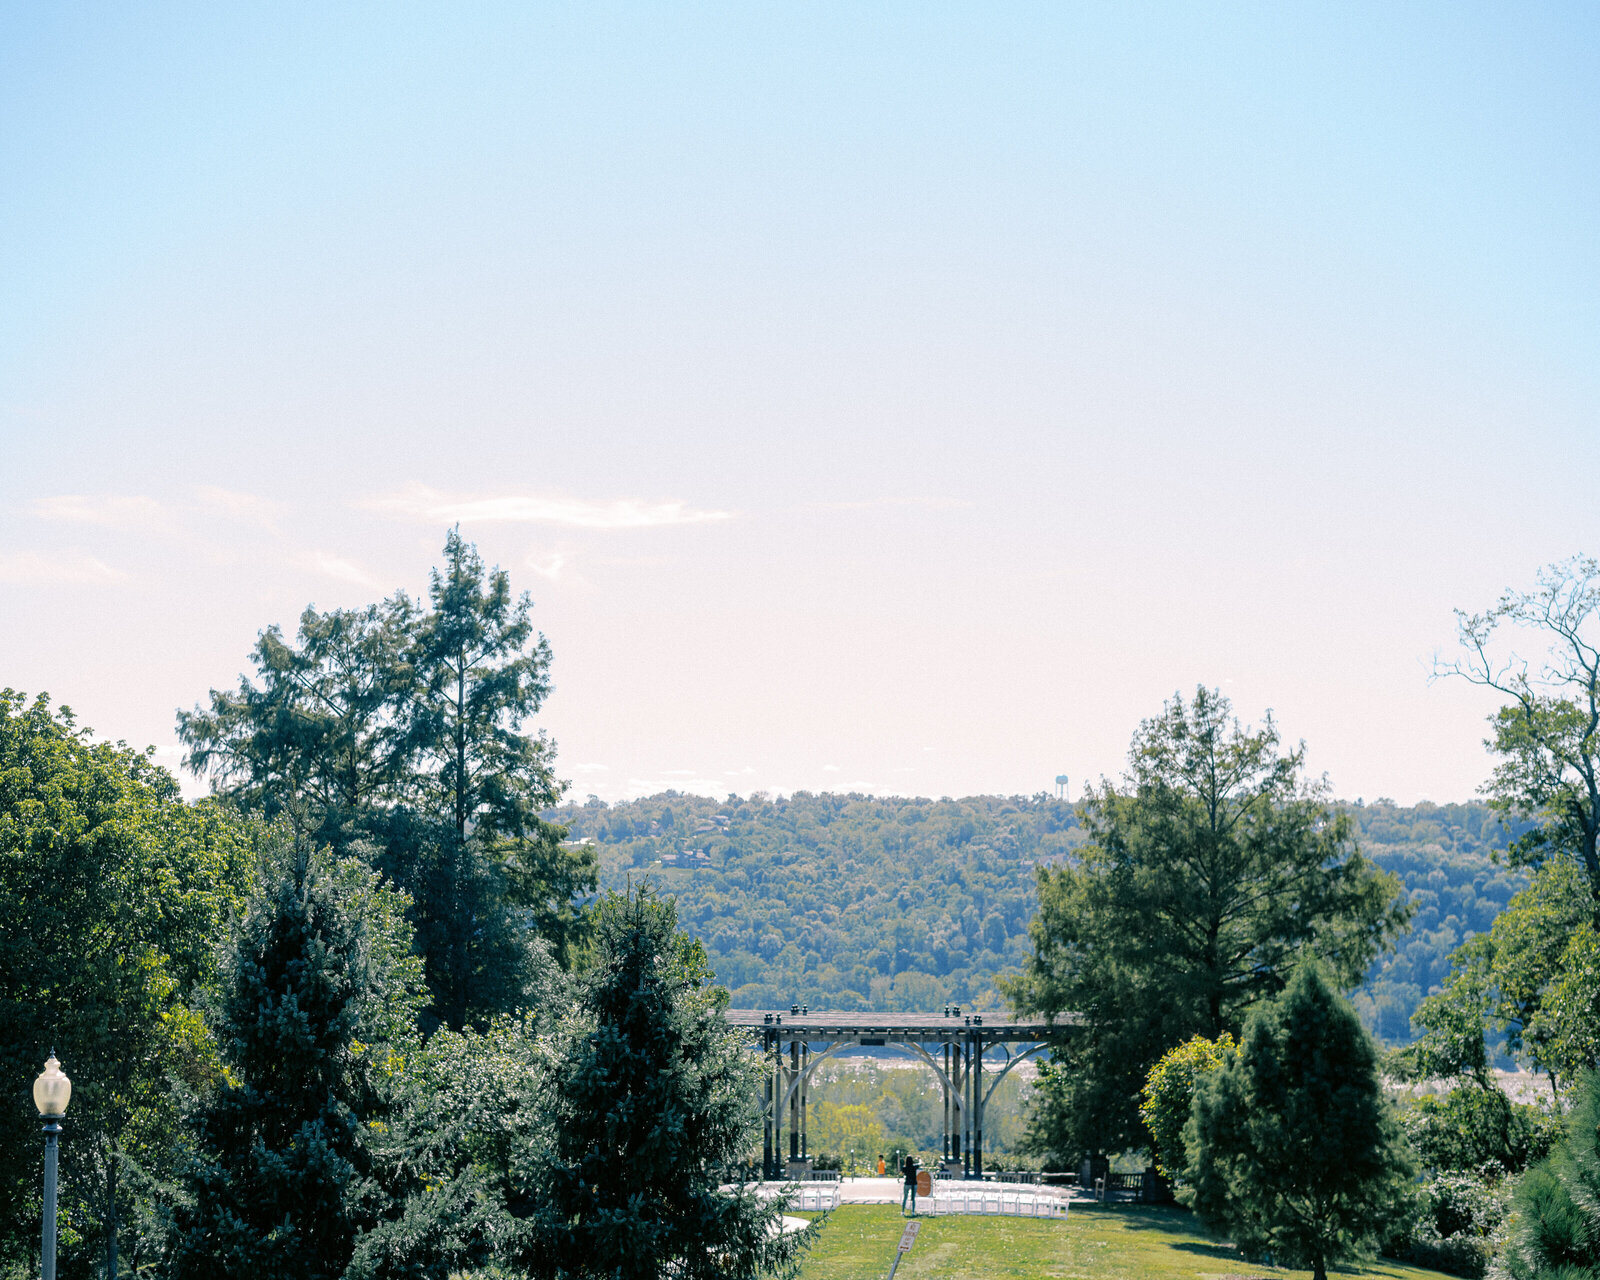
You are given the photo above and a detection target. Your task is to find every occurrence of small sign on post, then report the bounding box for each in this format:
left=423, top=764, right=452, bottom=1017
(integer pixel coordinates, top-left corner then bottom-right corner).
left=886, top=1219, right=920, bottom=1279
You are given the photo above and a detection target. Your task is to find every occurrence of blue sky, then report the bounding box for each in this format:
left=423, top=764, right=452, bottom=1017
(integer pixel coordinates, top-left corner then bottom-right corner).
left=2, top=3, right=1597, bottom=803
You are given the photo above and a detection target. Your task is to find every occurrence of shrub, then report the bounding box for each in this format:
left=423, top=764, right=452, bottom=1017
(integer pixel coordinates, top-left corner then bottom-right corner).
left=1140, top=1033, right=1235, bottom=1180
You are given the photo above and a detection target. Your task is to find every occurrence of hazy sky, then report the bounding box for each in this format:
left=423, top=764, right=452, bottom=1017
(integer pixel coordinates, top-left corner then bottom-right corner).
left=3, top=4, right=1597, bottom=805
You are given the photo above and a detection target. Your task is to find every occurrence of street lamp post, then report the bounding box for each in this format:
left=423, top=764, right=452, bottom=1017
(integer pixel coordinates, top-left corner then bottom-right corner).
left=32, top=1053, right=71, bottom=1280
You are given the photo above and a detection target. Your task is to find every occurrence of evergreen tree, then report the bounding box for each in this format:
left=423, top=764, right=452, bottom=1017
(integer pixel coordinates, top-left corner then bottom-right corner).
left=1187, top=962, right=1414, bottom=1280
left=164, top=832, right=424, bottom=1280
left=509, top=886, right=814, bottom=1280
left=1501, top=1070, right=1600, bottom=1280
left=178, top=529, right=597, bottom=1031
left=1007, top=688, right=1410, bottom=1158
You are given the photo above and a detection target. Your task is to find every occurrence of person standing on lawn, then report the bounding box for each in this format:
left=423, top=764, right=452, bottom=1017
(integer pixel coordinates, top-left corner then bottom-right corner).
left=901, top=1154, right=919, bottom=1215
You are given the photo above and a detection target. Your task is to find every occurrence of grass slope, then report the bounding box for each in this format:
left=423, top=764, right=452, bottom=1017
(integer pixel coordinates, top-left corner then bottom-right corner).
left=796, top=1204, right=1453, bottom=1280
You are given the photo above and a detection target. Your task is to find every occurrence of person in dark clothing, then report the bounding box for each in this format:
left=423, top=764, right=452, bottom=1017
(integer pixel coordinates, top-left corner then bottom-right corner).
left=901, top=1155, right=919, bottom=1215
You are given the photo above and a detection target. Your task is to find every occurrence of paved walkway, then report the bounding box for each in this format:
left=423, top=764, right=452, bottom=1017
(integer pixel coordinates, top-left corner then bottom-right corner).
left=838, top=1177, right=907, bottom=1204
left=833, top=1176, right=1083, bottom=1205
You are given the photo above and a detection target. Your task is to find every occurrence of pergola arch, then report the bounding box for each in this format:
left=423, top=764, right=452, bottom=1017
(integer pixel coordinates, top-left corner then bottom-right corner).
left=731, top=1008, right=1066, bottom=1180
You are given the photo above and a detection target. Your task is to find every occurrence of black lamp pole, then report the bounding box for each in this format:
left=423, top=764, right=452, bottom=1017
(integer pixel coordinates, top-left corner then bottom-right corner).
left=33, top=1053, right=71, bottom=1280
left=40, top=1112, right=61, bottom=1280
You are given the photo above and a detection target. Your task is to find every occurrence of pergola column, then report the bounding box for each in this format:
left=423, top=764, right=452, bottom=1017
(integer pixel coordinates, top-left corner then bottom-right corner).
left=788, top=1040, right=799, bottom=1161
left=966, top=1030, right=979, bottom=1177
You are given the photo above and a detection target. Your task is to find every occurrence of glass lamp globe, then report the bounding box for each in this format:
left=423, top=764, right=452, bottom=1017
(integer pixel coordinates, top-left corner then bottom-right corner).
left=33, top=1054, right=71, bottom=1117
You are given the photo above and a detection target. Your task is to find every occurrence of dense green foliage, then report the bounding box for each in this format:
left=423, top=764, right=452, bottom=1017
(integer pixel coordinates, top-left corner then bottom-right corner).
left=162, top=835, right=425, bottom=1280
left=1402, top=1086, right=1558, bottom=1179
left=1344, top=802, right=1527, bottom=1047
left=1005, top=690, right=1410, bottom=1158
left=1407, top=860, right=1594, bottom=1097
left=556, top=791, right=1519, bottom=1047
left=1385, top=1080, right=1560, bottom=1278
left=509, top=887, right=812, bottom=1280
left=180, top=530, right=596, bottom=1030
left=1186, top=964, right=1415, bottom=1280
left=0, top=690, right=256, bottom=1279
left=560, top=790, right=1085, bottom=1012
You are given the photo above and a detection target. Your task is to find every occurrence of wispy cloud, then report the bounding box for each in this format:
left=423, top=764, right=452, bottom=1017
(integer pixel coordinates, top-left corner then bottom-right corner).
left=362, top=485, right=733, bottom=530
left=308, top=552, right=378, bottom=588
left=31, top=494, right=166, bottom=528
left=0, top=551, right=126, bottom=585
left=32, top=488, right=285, bottom=532
left=526, top=551, right=568, bottom=581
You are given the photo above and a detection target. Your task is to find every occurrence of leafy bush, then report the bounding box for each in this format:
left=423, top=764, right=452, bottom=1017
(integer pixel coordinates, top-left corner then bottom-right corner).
left=1387, top=1171, right=1510, bottom=1278
left=1140, top=1034, right=1235, bottom=1180
left=1404, top=1086, right=1562, bottom=1177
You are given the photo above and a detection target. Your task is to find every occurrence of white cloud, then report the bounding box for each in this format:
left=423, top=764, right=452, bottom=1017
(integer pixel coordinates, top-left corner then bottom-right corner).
left=362, top=484, right=732, bottom=530
left=0, top=551, right=126, bottom=585
left=31, top=488, right=284, bottom=532
left=572, top=763, right=610, bottom=774
left=308, top=552, right=378, bottom=587
left=823, top=764, right=841, bottom=771
left=526, top=551, right=568, bottom=581
left=31, top=494, right=166, bottom=528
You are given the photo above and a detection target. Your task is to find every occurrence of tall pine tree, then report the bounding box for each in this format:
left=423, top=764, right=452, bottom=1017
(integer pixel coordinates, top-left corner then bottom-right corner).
left=178, top=529, right=596, bottom=1031
left=1186, top=962, right=1413, bottom=1280
left=1500, top=1069, right=1600, bottom=1280
left=164, top=831, right=424, bottom=1280
left=509, top=886, right=815, bottom=1280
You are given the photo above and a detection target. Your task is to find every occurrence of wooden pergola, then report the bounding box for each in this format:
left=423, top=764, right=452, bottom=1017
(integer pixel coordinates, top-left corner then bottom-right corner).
left=726, top=1008, right=1059, bottom=1180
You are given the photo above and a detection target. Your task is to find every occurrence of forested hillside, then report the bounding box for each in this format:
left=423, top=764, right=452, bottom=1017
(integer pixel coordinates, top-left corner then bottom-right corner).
left=552, top=792, right=1526, bottom=1045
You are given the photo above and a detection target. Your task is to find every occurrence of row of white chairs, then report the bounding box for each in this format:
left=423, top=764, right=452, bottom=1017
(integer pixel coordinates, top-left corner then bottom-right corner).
left=924, top=1183, right=1070, bottom=1219
left=748, top=1182, right=841, bottom=1212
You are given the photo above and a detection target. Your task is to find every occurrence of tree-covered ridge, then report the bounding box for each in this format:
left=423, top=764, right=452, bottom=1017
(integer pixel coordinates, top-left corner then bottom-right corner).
left=558, top=791, right=1088, bottom=1012
left=554, top=791, right=1524, bottom=1043
left=1346, top=801, right=1527, bottom=1046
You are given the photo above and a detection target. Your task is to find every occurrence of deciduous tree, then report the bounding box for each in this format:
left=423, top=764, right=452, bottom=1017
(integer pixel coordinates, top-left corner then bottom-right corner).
left=1439, top=555, right=1600, bottom=919
left=1407, top=860, right=1592, bottom=1099
left=1139, top=1033, right=1234, bottom=1181
left=0, top=690, right=255, bottom=1277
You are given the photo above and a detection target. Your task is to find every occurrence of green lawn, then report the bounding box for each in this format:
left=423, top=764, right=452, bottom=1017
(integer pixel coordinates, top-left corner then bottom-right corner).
left=795, top=1203, right=1455, bottom=1280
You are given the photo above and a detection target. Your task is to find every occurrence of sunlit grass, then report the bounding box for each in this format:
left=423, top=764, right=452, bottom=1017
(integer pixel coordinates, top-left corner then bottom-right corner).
left=795, top=1203, right=1455, bottom=1280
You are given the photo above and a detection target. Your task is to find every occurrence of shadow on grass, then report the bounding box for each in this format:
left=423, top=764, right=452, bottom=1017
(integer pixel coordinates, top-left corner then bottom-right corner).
left=1172, top=1240, right=1247, bottom=1260
left=1073, top=1204, right=1203, bottom=1234
left=1072, top=1211, right=1442, bottom=1279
